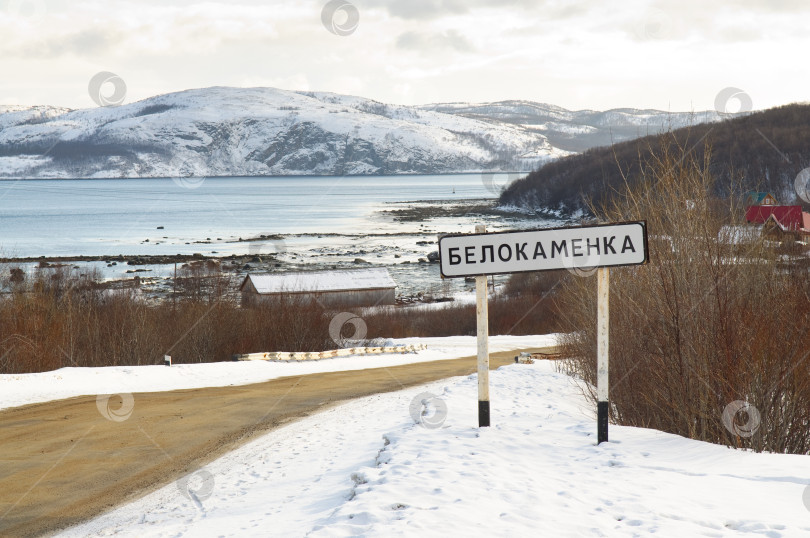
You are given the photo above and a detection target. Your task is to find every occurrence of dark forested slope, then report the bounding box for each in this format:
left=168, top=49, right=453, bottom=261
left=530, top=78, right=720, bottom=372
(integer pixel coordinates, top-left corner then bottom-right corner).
left=499, top=103, right=810, bottom=214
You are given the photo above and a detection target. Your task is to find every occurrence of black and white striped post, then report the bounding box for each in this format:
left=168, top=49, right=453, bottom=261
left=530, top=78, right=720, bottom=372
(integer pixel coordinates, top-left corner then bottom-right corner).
left=438, top=221, right=648, bottom=434
left=475, top=224, right=491, bottom=427
left=596, top=267, right=609, bottom=444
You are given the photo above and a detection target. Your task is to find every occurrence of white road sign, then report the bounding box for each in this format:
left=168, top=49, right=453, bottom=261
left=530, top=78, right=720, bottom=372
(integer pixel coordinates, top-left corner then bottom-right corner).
left=439, top=221, right=648, bottom=278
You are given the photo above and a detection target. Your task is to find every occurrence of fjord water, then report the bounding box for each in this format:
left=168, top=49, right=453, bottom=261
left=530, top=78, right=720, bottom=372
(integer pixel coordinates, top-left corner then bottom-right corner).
left=0, top=174, right=497, bottom=258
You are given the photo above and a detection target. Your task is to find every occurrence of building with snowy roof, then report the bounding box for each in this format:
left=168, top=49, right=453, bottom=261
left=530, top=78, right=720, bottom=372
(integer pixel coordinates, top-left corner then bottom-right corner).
left=745, top=205, right=810, bottom=239
left=239, top=268, right=396, bottom=308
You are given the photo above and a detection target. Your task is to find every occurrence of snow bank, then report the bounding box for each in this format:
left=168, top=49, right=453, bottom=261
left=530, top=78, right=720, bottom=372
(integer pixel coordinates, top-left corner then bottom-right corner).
left=0, top=334, right=557, bottom=411
left=62, top=361, right=810, bottom=537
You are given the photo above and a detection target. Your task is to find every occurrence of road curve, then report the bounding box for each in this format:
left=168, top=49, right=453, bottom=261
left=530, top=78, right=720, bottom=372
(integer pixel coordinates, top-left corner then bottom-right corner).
left=0, top=348, right=553, bottom=537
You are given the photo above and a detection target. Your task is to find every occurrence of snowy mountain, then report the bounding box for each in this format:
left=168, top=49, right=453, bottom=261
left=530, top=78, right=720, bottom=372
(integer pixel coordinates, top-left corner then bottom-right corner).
left=0, top=87, right=720, bottom=179
left=421, top=101, right=726, bottom=152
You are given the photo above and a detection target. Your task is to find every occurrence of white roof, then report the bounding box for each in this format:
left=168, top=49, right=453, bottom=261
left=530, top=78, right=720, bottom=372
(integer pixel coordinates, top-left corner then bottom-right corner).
left=243, top=268, right=396, bottom=294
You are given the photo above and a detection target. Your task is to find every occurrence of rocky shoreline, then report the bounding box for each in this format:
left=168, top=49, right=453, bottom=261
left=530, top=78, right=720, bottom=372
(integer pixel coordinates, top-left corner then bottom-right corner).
left=0, top=199, right=557, bottom=303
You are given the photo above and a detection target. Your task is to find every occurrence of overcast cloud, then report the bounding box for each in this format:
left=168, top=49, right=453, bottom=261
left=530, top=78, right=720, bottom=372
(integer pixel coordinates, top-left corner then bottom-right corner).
left=0, top=0, right=806, bottom=111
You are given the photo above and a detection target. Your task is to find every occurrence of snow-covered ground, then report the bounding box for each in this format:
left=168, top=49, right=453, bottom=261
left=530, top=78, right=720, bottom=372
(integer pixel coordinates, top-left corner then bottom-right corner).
left=59, top=355, right=810, bottom=537
left=0, top=335, right=555, bottom=411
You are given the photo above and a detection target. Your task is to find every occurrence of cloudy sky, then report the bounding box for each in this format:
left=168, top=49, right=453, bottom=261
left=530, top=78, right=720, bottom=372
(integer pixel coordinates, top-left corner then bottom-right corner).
left=1, top=0, right=807, bottom=112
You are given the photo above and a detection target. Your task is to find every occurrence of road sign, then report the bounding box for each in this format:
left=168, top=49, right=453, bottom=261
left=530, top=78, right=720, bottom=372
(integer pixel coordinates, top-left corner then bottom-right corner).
left=444, top=221, right=649, bottom=441
left=439, top=221, right=648, bottom=278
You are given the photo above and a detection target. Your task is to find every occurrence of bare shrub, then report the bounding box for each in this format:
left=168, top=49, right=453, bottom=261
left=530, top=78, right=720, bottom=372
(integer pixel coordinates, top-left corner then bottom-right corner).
left=357, top=292, right=562, bottom=339
left=503, top=269, right=568, bottom=298
left=0, top=264, right=564, bottom=373
left=175, top=260, right=233, bottom=303
left=559, top=139, right=810, bottom=454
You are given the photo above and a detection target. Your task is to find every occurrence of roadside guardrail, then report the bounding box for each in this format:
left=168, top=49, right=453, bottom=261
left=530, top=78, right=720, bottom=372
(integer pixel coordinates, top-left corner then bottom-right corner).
left=233, top=343, right=427, bottom=361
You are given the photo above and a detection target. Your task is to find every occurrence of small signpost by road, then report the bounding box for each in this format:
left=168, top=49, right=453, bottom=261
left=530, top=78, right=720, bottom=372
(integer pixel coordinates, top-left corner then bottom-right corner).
left=439, top=222, right=649, bottom=442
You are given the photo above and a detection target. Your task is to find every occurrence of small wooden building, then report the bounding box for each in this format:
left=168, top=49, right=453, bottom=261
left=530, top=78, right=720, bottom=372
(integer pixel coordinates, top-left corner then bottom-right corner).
left=240, top=268, right=396, bottom=308
left=744, top=191, right=779, bottom=207
left=746, top=205, right=810, bottom=240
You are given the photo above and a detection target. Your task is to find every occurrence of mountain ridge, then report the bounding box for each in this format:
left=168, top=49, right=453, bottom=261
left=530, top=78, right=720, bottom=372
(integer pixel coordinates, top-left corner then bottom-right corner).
left=499, top=102, right=810, bottom=213
left=0, top=86, right=726, bottom=180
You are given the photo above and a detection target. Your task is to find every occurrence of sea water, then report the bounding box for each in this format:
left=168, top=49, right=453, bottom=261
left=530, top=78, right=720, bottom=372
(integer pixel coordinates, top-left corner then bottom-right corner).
left=0, top=174, right=508, bottom=258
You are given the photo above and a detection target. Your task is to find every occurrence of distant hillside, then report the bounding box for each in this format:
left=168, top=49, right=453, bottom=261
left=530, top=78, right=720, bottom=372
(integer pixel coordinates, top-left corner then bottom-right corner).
left=421, top=101, right=723, bottom=153
left=499, top=103, right=810, bottom=214
left=0, top=87, right=569, bottom=179
left=0, top=87, right=722, bottom=180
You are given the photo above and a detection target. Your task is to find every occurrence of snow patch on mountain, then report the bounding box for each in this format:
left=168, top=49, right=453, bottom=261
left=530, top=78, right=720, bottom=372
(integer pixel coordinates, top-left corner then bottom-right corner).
left=1, top=88, right=731, bottom=180
left=0, top=88, right=569, bottom=179
left=421, top=100, right=728, bottom=152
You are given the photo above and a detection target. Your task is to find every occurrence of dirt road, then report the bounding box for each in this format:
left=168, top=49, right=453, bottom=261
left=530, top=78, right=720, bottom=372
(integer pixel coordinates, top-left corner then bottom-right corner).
left=0, top=348, right=553, bottom=537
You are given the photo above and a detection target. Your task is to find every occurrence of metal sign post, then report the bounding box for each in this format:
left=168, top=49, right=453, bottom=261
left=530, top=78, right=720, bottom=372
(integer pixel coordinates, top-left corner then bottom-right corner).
left=597, top=267, right=609, bottom=443
left=475, top=225, right=490, bottom=427
left=439, top=221, right=648, bottom=438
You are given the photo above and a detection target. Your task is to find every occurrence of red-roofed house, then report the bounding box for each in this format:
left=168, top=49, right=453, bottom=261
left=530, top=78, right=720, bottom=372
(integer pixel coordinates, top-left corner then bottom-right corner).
left=745, top=206, right=803, bottom=230
left=745, top=205, right=810, bottom=239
